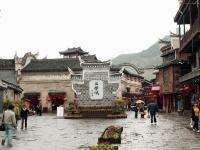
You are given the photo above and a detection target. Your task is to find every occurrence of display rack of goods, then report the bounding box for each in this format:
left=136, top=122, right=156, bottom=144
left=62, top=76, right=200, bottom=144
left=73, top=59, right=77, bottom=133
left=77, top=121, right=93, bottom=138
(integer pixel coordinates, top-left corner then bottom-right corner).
left=98, top=125, right=123, bottom=144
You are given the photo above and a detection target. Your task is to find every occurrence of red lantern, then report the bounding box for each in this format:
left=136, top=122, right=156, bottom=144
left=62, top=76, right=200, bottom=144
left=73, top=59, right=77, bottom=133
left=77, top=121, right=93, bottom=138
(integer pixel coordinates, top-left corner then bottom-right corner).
left=149, top=92, right=153, bottom=96
left=122, top=97, right=126, bottom=100
left=179, top=87, right=184, bottom=93
left=153, top=94, right=157, bottom=98
left=184, top=86, right=190, bottom=93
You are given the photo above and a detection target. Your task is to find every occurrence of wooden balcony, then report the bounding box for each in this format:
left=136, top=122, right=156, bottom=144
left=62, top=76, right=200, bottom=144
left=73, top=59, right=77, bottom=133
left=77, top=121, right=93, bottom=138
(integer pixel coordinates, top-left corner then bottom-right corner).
left=179, top=69, right=200, bottom=83
left=180, top=18, right=200, bottom=51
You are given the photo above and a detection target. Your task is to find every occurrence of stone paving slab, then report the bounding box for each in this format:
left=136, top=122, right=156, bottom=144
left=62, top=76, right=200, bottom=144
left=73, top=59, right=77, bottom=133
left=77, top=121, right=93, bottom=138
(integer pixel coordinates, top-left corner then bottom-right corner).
left=0, top=111, right=200, bottom=150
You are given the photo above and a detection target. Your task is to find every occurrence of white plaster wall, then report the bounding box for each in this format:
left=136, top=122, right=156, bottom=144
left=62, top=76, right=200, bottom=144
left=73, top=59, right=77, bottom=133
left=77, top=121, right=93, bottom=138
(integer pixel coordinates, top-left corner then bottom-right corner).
left=121, top=76, right=142, bottom=94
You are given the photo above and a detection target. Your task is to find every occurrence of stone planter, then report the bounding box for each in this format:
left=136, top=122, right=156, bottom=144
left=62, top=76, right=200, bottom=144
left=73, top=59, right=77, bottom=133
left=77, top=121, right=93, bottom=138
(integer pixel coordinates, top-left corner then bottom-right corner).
left=98, top=126, right=123, bottom=144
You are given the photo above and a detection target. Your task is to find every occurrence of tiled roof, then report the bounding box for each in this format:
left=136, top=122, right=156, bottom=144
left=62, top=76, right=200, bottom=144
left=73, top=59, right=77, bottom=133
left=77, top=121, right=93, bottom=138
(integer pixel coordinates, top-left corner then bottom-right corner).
left=81, top=55, right=99, bottom=62
left=0, top=59, right=15, bottom=70
left=158, top=39, right=170, bottom=44
left=160, top=43, right=171, bottom=51
left=110, top=65, right=121, bottom=72
left=59, top=47, right=89, bottom=55
left=156, top=60, right=187, bottom=69
left=123, top=68, right=144, bottom=78
left=22, top=58, right=82, bottom=72
left=0, top=80, right=7, bottom=89
left=0, top=70, right=17, bottom=85
left=1, top=80, right=23, bottom=92
left=161, top=48, right=177, bottom=57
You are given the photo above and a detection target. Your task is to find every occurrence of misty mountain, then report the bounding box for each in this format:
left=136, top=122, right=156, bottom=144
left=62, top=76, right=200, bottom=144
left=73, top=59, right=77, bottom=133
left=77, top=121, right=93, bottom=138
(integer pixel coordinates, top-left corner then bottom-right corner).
left=111, top=35, right=170, bottom=80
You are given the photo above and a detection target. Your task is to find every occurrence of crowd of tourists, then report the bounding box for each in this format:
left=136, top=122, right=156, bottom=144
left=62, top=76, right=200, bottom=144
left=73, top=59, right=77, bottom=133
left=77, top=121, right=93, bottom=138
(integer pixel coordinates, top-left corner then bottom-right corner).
left=126, top=98, right=158, bottom=124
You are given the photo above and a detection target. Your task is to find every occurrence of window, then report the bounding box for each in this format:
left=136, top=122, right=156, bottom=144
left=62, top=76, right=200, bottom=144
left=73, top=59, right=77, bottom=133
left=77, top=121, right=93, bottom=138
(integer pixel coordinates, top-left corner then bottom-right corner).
left=163, top=53, right=175, bottom=63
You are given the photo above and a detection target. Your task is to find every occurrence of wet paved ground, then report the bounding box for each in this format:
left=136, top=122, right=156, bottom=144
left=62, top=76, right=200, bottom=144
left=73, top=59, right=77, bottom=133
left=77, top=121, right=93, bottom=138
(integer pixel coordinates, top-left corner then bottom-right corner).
left=1, top=111, right=200, bottom=150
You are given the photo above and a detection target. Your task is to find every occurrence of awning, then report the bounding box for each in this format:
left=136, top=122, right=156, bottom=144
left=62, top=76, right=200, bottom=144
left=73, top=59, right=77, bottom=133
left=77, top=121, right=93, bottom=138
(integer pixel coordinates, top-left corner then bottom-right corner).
left=151, top=86, right=160, bottom=91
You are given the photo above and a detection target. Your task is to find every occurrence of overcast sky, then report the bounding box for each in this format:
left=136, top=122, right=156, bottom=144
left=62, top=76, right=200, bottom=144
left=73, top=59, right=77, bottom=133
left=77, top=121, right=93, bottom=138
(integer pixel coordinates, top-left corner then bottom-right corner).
left=0, top=0, right=180, bottom=61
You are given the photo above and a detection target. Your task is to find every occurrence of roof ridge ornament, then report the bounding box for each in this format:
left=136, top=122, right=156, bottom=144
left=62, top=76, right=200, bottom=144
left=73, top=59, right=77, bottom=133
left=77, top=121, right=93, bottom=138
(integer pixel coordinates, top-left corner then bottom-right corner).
left=170, top=32, right=179, bottom=37
left=158, top=38, right=170, bottom=44
left=78, top=55, right=85, bottom=64
left=67, top=67, right=74, bottom=75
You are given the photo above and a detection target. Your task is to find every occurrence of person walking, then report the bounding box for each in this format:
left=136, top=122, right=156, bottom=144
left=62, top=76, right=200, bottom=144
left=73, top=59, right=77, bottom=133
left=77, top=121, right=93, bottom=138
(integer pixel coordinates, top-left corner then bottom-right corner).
left=190, top=105, right=195, bottom=128
left=147, top=99, right=158, bottom=124
left=192, top=103, right=200, bottom=132
left=1, top=104, right=16, bottom=147
left=37, top=102, right=42, bottom=116
left=20, top=104, right=29, bottom=130
left=140, top=103, right=145, bottom=118
left=134, top=103, right=139, bottom=118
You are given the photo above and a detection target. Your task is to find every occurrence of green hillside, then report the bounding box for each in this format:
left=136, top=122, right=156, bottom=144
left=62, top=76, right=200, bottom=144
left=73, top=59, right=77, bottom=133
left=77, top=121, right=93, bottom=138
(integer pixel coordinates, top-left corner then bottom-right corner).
left=112, top=36, right=170, bottom=68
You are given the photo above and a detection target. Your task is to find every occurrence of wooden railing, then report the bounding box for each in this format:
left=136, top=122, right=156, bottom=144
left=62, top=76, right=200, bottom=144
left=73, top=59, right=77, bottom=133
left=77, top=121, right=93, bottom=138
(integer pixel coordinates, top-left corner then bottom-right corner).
left=180, top=17, right=200, bottom=50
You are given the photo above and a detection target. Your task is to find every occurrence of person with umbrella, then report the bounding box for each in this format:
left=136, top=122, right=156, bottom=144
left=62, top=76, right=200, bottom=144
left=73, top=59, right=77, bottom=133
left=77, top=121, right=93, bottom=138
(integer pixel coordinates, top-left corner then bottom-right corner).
left=136, top=100, right=145, bottom=118
left=134, top=100, right=145, bottom=118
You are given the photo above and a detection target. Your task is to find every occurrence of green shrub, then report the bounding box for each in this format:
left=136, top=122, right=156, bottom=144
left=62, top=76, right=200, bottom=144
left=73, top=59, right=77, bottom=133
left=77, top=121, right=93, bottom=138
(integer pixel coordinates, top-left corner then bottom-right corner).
left=13, top=100, right=22, bottom=119
left=3, top=99, right=22, bottom=116
left=115, top=99, right=125, bottom=108
left=3, top=99, right=13, bottom=110
left=112, top=99, right=125, bottom=114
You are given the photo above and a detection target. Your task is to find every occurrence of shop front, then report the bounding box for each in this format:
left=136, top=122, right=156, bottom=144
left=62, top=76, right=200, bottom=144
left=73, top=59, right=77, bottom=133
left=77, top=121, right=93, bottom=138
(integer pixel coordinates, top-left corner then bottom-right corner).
left=48, top=92, right=67, bottom=112
left=178, top=83, right=199, bottom=110
left=161, top=83, right=177, bottom=113
left=23, top=92, right=41, bottom=111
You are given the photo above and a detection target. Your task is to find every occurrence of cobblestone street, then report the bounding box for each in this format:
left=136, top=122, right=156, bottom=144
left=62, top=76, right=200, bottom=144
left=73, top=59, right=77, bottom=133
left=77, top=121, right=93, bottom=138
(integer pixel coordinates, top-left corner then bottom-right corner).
left=1, top=111, right=200, bottom=150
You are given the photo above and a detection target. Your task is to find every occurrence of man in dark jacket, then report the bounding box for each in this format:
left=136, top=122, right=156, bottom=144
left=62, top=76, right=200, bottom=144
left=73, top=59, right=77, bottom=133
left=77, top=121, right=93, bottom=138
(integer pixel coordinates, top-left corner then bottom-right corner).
left=148, top=100, right=158, bottom=124
left=37, top=103, right=42, bottom=116
left=20, top=105, right=29, bottom=130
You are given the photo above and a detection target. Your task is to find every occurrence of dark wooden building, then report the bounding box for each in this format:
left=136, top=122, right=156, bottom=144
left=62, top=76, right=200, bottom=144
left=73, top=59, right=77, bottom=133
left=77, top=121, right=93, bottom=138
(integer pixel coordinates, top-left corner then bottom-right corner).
left=174, top=0, right=200, bottom=101
left=156, top=33, right=190, bottom=112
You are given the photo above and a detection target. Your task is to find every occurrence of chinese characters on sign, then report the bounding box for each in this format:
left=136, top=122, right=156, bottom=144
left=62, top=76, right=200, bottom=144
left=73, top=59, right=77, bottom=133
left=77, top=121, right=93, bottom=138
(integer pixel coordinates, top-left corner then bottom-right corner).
left=89, top=80, right=103, bottom=99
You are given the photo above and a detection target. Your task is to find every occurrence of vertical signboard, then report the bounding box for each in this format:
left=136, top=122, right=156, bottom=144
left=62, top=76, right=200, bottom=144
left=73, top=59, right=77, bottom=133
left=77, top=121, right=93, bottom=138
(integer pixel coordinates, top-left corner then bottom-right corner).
left=89, top=80, right=103, bottom=99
